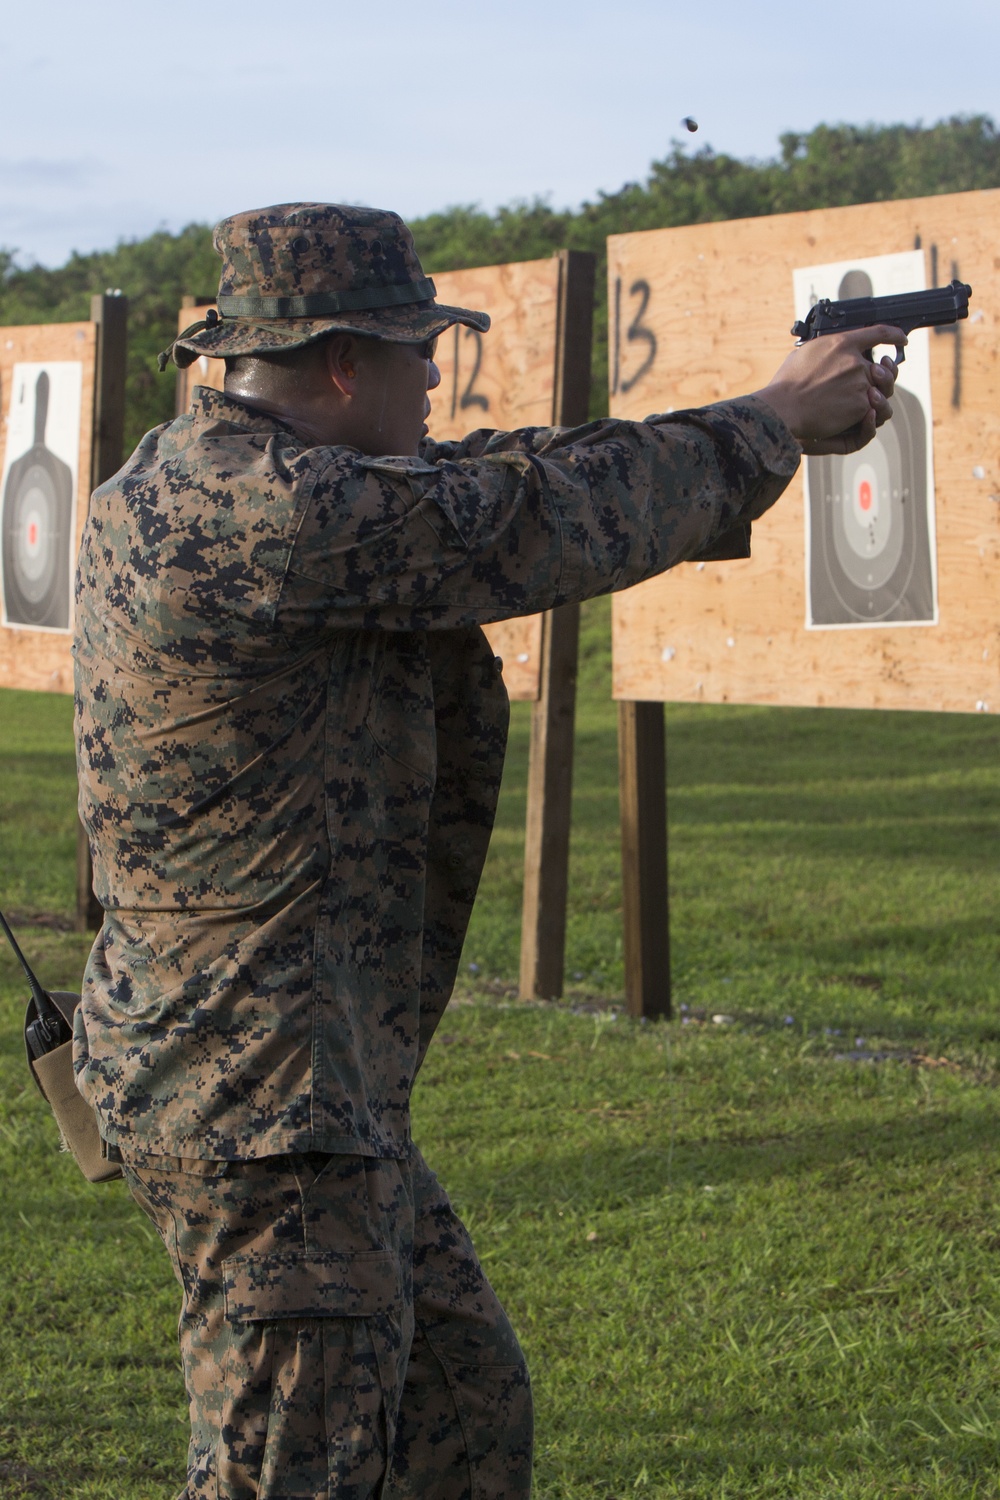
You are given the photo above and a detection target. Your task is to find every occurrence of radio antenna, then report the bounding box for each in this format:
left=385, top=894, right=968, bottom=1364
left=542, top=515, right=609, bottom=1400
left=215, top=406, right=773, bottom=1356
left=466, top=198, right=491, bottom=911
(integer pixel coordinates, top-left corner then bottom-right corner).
left=0, top=906, right=67, bottom=1043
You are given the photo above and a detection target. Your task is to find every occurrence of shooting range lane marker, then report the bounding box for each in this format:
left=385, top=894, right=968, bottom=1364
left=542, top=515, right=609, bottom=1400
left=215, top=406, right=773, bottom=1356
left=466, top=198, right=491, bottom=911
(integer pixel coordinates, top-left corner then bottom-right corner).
left=606, top=189, right=1000, bottom=1019
left=607, top=187, right=1000, bottom=714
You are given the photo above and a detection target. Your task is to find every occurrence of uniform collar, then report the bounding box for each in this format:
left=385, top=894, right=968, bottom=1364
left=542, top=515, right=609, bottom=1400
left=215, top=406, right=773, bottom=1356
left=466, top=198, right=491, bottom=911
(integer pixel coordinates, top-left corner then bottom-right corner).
left=188, top=385, right=305, bottom=442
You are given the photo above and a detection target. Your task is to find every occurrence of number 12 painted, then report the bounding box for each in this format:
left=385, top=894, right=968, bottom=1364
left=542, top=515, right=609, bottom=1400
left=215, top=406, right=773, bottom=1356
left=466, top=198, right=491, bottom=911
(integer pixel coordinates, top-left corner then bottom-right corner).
left=449, top=325, right=490, bottom=419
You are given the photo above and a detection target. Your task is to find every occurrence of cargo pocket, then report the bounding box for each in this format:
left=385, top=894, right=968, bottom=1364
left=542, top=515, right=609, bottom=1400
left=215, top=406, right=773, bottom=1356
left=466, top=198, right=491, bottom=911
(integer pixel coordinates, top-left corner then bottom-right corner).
left=217, top=1250, right=406, bottom=1500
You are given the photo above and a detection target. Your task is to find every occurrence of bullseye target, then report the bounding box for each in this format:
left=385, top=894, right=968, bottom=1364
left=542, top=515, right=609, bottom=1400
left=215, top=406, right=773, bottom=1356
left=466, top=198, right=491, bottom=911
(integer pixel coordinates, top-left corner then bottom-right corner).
left=9, top=463, right=64, bottom=605
left=840, top=455, right=899, bottom=586
left=794, top=252, right=938, bottom=629
left=807, top=386, right=934, bottom=623
left=0, top=363, right=82, bottom=632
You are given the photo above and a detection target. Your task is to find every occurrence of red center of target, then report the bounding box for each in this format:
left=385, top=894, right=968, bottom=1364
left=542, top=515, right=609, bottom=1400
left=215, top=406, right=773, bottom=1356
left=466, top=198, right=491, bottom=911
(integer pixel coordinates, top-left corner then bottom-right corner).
left=27, top=521, right=38, bottom=547
left=859, top=480, right=872, bottom=513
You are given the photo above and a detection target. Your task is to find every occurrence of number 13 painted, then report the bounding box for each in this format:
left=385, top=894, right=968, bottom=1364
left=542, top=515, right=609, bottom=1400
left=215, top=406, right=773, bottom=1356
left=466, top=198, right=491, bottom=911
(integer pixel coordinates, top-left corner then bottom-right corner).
left=611, top=277, right=658, bottom=397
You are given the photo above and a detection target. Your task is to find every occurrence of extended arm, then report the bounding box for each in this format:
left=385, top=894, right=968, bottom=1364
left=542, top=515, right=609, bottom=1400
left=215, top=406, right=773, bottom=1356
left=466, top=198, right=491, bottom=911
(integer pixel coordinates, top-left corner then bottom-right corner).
left=289, top=395, right=799, bottom=631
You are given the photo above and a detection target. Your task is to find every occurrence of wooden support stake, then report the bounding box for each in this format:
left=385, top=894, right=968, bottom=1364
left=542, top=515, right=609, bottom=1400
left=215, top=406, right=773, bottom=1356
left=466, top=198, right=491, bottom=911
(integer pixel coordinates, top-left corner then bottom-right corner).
left=76, top=292, right=128, bottom=932
left=617, top=701, right=670, bottom=1019
left=518, top=250, right=595, bottom=999
left=519, top=601, right=580, bottom=998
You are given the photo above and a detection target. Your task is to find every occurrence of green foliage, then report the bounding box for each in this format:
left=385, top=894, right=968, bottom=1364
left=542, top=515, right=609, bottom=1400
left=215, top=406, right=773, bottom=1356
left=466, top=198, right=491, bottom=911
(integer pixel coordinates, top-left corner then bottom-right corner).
left=414, top=115, right=1000, bottom=417
left=0, top=226, right=217, bottom=455
left=2, top=117, right=999, bottom=449
left=767, top=116, right=1000, bottom=212
left=411, top=201, right=575, bottom=274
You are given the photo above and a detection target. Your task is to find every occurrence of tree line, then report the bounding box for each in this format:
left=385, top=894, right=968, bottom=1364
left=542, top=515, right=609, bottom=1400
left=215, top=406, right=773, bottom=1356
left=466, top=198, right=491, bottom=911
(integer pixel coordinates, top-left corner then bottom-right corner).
left=2, top=116, right=999, bottom=451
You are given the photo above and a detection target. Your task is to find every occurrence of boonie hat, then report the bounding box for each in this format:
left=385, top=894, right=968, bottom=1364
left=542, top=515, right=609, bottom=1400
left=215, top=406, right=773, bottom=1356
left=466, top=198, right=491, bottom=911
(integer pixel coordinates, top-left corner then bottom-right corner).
left=161, top=202, right=490, bottom=370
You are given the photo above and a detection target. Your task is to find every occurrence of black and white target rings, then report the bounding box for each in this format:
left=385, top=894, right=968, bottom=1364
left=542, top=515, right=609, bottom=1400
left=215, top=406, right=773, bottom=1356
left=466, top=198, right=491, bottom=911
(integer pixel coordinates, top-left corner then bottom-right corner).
left=806, top=387, right=935, bottom=625
left=1, top=371, right=74, bottom=630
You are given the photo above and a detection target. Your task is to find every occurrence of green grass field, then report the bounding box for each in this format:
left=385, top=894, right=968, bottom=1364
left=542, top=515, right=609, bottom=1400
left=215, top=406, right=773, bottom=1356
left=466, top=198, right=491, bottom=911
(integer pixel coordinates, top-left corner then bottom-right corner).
left=1, top=598, right=999, bottom=1498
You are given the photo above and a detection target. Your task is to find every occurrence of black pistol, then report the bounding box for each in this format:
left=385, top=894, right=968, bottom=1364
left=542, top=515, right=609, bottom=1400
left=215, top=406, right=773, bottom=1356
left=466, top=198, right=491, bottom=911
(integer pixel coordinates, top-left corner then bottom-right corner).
left=791, top=279, right=972, bottom=365
left=686, top=281, right=973, bottom=567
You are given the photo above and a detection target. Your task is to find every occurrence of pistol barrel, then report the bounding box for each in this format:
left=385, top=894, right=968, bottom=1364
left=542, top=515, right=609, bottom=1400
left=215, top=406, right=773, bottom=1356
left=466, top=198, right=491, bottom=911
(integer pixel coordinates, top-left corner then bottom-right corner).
left=792, top=280, right=972, bottom=343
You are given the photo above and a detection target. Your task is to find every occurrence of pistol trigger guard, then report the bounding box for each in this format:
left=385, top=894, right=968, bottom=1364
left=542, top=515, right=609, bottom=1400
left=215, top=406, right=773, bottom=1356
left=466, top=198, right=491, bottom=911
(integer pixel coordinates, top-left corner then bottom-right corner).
left=866, top=343, right=906, bottom=368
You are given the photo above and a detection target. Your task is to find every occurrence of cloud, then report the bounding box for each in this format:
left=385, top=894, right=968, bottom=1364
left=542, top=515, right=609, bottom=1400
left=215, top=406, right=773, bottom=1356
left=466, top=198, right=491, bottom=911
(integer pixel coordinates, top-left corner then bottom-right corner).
left=0, top=157, right=100, bottom=189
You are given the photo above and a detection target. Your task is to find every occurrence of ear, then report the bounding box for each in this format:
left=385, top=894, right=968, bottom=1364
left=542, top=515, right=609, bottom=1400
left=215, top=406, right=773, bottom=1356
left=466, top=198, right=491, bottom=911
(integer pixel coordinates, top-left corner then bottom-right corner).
left=322, top=334, right=361, bottom=398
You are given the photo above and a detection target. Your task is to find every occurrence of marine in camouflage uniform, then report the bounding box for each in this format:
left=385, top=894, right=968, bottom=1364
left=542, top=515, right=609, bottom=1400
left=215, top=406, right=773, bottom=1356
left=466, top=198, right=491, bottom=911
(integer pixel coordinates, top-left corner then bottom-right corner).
left=73, top=203, right=804, bottom=1499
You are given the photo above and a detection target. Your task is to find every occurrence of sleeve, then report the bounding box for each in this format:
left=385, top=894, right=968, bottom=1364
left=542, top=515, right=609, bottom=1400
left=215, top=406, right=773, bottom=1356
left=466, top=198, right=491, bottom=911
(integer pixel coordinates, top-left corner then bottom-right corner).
left=282, top=396, right=801, bottom=632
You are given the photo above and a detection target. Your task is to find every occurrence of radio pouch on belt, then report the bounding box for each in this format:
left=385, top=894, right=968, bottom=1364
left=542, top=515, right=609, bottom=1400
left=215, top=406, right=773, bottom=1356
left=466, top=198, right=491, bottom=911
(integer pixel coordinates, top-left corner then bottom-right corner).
left=2, top=908, right=121, bottom=1184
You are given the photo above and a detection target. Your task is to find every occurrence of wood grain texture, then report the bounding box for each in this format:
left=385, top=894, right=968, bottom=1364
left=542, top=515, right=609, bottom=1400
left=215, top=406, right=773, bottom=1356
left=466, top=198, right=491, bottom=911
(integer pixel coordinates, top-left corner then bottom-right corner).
left=428, top=259, right=561, bottom=439
left=476, top=613, right=544, bottom=700
left=429, top=258, right=566, bottom=701
left=608, top=189, right=1000, bottom=715
left=91, top=293, right=127, bottom=493
left=515, top=251, right=594, bottom=997
left=519, top=602, right=580, bottom=999
left=0, top=322, right=96, bottom=695
left=617, top=701, right=670, bottom=1019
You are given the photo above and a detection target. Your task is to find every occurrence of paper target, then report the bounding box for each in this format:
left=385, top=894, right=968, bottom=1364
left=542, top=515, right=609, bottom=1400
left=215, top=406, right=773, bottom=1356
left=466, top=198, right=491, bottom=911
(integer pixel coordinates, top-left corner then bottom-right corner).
left=0, top=362, right=82, bottom=632
left=792, top=253, right=938, bottom=629
left=806, top=387, right=934, bottom=623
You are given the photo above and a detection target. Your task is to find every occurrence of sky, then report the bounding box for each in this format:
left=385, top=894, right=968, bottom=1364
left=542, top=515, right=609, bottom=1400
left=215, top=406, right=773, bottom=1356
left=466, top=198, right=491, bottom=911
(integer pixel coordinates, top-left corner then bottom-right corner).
left=3, top=0, right=999, bottom=268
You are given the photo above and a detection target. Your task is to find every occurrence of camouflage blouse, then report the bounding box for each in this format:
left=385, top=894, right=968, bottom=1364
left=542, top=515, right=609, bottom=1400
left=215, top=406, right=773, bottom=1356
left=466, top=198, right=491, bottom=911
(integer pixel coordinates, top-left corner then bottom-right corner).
left=73, top=388, right=799, bottom=1159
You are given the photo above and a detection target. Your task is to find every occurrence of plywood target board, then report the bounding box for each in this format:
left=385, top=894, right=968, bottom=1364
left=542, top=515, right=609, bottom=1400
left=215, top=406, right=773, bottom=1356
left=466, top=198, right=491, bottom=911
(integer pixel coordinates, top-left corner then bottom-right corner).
left=608, top=188, right=1000, bottom=715
left=427, top=259, right=570, bottom=700
left=177, top=257, right=569, bottom=700
left=0, top=322, right=97, bottom=694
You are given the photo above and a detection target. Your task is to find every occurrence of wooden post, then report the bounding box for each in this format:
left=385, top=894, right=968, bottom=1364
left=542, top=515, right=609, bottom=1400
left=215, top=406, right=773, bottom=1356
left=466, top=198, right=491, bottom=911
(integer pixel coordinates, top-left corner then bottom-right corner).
left=617, top=701, right=670, bottom=1018
left=76, top=292, right=128, bottom=932
left=518, top=250, right=594, bottom=999
left=519, top=602, right=580, bottom=998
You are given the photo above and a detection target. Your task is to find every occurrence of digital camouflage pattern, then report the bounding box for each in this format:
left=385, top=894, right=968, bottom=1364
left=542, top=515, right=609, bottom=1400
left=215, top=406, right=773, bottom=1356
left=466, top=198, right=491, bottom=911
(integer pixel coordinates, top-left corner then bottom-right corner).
left=168, top=204, right=490, bottom=369
left=73, top=386, right=799, bottom=1160
left=122, top=1144, right=531, bottom=1500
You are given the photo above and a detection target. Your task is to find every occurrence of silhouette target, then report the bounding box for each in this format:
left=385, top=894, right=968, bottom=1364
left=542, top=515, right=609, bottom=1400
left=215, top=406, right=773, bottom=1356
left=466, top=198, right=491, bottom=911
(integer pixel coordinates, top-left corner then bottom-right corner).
left=806, top=270, right=934, bottom=626
left=1, top=371, right=74, bottom=629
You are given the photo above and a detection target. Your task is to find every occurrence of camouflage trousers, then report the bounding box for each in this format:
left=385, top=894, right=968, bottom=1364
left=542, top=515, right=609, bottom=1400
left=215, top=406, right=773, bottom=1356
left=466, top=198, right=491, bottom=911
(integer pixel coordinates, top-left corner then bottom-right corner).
left=121, top=1147, right=532, bottom=1500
